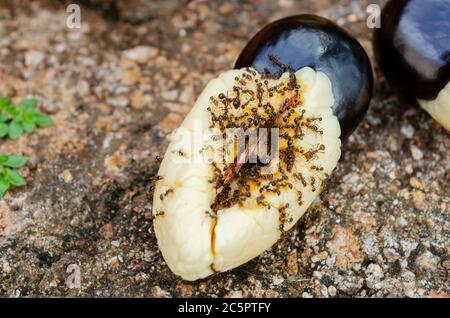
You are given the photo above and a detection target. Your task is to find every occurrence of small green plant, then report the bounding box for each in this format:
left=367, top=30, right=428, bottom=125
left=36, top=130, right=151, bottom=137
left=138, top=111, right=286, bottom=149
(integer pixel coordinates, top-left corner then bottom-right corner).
left=0, top=155, right=27, bottom=199
left=0, top=96, right=53, bottom=199
left=0, top=97, right=53, bottom=139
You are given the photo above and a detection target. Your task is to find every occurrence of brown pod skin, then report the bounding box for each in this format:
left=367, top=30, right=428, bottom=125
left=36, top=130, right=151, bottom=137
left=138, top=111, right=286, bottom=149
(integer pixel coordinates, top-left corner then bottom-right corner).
left=373, top=0, right=450, bottom=101
left=235, top=15, right=373, bottom=140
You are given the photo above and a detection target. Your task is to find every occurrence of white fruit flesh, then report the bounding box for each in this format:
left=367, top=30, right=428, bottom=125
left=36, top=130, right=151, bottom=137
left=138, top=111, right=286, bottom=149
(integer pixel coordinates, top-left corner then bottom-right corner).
left=153, top=67, right=341, bottom=281
left=418, top=81, right=450, bottom=131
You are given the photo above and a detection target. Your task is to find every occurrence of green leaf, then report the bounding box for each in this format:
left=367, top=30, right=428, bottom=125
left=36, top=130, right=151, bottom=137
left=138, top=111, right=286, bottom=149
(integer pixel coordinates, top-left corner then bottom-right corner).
left=6, top=169, right=26, bottom=186
left=0, top=155, right=7, bottom=164
left=8, top=120, right=23, bottom=139
left=0, top=122, right=8, bottom=137
left=0, top=179, right=10, bottom=199
left=2, top=100, right=16, bottom=116
left=3, top=155, right=28, bottom=168
left=22, top=119, right=36, bottom=133
left=35, top=114, right=53, bottom=127
left=0, top=97, right=52, bottom=139
left=16, top=99, right=37, bottom=113
left=20, top=98, right=37, bottom=109
left=0, top=98, right=11, bottom=109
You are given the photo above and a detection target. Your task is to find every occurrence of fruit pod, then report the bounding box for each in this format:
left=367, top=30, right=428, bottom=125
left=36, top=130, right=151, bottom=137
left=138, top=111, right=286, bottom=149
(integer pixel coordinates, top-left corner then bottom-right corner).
left=153, top=15, right=373, bottom=281
left=373, top=0, right=450, bottom=131
left=154, top=67, right=341, bottom=281
left=236, top=14, right=374, bottom=140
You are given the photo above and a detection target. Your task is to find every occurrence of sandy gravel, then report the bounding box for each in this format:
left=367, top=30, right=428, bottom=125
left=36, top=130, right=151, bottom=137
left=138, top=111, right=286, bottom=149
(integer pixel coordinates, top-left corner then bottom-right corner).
left=0, top=0, right=448, bottom=297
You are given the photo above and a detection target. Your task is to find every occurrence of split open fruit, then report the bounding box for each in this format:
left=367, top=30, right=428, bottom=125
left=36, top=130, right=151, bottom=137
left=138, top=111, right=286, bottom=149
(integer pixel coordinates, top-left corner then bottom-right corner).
left=153, top=15, right=373, bottom=281
left=374, top=0, right=450, bottom=131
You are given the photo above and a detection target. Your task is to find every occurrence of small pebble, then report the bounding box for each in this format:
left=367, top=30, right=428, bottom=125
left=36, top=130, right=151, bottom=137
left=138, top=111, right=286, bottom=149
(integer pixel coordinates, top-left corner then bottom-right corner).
left=401, top=124, right=415, bottom=138
left=410, top=145, right=424, bottom=160
left=122, top=46, right=158, bottom=64
left=25, top=50, right=45, bottom=67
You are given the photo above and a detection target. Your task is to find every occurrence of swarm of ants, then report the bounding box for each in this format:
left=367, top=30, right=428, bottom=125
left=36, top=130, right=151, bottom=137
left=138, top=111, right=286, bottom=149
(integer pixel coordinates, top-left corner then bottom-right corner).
left=202, top=67, right=330, bottom=226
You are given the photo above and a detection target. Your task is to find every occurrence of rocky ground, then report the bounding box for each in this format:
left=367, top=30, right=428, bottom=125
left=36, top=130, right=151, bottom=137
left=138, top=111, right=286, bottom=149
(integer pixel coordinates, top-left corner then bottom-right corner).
left=0, top=0, right=448, bottom=298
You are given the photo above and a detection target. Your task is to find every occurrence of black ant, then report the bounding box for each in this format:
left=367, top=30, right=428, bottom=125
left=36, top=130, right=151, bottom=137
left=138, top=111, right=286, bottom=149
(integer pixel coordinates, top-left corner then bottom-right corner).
left=310, top=176, right=316, bottom=192
left=164, top=188, right=174, bottom=197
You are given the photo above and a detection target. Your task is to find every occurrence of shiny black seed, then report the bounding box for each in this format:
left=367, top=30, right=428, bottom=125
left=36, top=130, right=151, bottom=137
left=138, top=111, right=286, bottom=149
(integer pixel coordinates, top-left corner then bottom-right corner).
left=235, top=15, right=373, bottom=140
left=374, top=0, right=450, bottom=101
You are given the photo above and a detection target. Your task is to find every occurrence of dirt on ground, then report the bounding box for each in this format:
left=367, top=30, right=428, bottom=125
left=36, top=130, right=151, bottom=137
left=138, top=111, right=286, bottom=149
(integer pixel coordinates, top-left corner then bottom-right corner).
left=0, top=0, right=448, bottom=298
